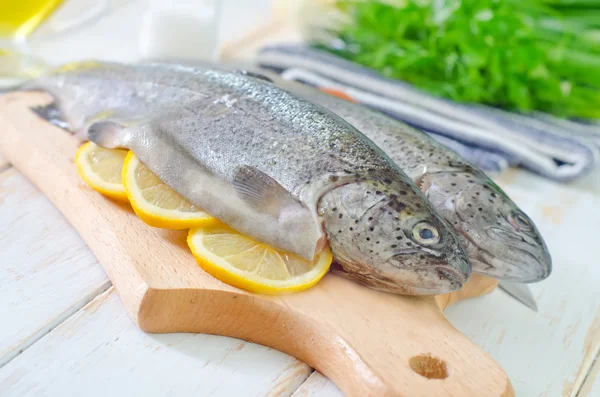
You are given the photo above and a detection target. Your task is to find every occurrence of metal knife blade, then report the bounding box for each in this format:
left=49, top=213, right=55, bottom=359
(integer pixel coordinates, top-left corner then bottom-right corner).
left=498, top=281, right=538, bottom=312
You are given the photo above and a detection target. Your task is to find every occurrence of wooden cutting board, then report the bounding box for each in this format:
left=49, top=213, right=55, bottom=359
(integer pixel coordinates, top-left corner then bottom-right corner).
left=0, top=92, right=512, bottom=397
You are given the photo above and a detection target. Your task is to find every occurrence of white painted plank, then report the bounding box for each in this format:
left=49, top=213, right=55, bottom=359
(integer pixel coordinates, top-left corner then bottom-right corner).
left=291, top=372, right=343, bottom=397
left=0, top=168, right=110, bottom=366
left=443, top=178, right=600, bottom=397
left=0, top=287, right=312, bottom=397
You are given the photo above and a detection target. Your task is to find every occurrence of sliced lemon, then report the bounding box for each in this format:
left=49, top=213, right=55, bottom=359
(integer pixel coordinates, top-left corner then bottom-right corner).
left=75, top=141, right=128, bottom=201
left=122, top=151, right=216, bottom=229
left=188, top=223, right=332, bottom=294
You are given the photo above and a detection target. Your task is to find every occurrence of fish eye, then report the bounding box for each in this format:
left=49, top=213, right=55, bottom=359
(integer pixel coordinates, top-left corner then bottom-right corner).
left=412, top=222, right=440, bottom=245
left=509, top=212, right=532, bottom=231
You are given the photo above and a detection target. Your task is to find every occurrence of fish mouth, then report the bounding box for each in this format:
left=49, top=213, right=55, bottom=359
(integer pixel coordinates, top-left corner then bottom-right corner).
left=331, top=263, right=463, bottom=295
left=333, top=247, right=469, bottom=295
left=386, top=246, right=470, bottom=290
left=386, top=253, right=467, bottom=294
left=478, top=247, right=549, bottom=282
left=396, top=266, right=464, bottom=295
left=435, top=266, right=467, bottom=286
left=459, top=227, right=551, bottom=282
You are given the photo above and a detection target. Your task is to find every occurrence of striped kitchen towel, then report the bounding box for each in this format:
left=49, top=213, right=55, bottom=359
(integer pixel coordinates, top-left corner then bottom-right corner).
left=257, top=45, right=600, bottom=181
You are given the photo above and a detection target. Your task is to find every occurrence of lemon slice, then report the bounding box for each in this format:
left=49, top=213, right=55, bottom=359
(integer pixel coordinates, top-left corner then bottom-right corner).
left=122, top=151, right=216, bottom=229
left=75, top=141, right=128, bottom=201
left=188, top=223, right=332, bottom=294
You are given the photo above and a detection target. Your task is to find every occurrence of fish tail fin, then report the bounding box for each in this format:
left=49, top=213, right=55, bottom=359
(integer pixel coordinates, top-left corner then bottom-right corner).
left=0, top=81, right=71, bottom=132
left=3, top=82, right=74, bottom=135
left=30, top=100, right=71, bottom=132
left=87, top=121, right=128, bottom=149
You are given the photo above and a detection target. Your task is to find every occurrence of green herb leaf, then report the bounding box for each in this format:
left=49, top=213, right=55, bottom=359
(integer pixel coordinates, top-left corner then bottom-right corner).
left=312, top=0, right=600, bottom=119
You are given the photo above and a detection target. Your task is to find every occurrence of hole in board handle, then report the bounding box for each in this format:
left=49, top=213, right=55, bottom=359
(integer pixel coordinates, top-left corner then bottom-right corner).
left=409, top=354, right=449, bottom=379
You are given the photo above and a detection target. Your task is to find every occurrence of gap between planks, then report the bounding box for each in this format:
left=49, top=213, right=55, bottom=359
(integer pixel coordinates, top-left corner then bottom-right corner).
left=0, top=282, right=112, bottom=369
left=576, top=350, right=600, bottom=397
left=291, top=372, right=343, bottom=397
left=574, top=320, right=600, bottom=397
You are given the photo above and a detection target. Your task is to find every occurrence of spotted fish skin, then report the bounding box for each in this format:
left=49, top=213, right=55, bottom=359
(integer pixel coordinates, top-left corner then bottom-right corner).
left=21, top=61, right=471, bottom=295
left=290, top=85, right=552, bottom=282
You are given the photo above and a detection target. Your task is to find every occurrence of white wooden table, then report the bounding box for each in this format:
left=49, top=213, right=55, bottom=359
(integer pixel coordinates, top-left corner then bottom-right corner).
left=2, top=151, right=599, bottom=397
left=1, top=1, right=599, bottom=395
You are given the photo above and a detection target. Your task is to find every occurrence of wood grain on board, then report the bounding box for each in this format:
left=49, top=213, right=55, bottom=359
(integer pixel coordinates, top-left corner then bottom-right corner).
left=0, top=92, right=512, bottom=397
left=0, top=288, right=313, bottom=397
left=0, top=168, right=110, bottom=367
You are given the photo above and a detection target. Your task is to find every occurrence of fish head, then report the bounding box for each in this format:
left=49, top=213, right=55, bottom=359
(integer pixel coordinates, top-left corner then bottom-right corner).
left=421, top=172, right=552, bottom=282
left=319, top=180, right=471, bottom=295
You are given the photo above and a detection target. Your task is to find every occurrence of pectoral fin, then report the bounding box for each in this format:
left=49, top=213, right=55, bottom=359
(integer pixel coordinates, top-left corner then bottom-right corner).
left=85, top=109, right=149, bottom=149
left=233, top=165, right=304, bottom=217
left=87, top=120, right=129, bottom=149
left=498, top=281, right=538, bottom=312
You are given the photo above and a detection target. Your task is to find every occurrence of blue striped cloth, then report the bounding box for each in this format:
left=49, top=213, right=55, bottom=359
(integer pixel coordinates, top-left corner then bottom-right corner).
left=257, top=45, right=600, bottom=181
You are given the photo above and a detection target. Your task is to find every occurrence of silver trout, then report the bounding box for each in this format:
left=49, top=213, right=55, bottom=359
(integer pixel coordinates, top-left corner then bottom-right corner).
left=284, top=84, right=552, bottom=282
left=145, top=61, right=552, bottom=282
left=21, top=61, right=471, bottom=294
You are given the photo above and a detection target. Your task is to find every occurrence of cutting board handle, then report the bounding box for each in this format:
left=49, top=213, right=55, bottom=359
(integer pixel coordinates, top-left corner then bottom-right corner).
left=136, top=275, right=509, bottom=397
left=0, top=92, right=511, bottom=397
